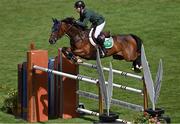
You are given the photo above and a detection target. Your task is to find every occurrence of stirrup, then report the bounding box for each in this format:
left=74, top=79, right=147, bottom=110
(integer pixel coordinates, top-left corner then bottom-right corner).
left=100, top=49, right=105, bottom=57
left=101, top=51, right=105, bottom=57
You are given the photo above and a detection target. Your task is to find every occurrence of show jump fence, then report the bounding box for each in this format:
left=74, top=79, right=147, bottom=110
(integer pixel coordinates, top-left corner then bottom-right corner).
left=17, top=46, right=148, bottom=122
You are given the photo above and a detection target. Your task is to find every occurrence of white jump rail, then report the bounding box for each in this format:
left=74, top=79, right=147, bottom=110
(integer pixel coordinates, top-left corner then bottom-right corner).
left=79, top=62, right=143, bottom=80
left=33, top=65, right=142, bottom=94
left=33, top=65, right=145, bottom=111
left=33, top=65, right=97, bottom=84
left=78, top=74, right=143, bottom=94
left=77, top=90, right=144, bottom=112
left=77, top=108, right=132, bottom=124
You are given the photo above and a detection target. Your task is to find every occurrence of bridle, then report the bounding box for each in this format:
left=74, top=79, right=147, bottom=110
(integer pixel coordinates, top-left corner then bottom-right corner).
left=52, top=21, right=73, bottom=40
left=64, top=23, right=74, bottom=34
left=63, top=21, right=84, bottom=41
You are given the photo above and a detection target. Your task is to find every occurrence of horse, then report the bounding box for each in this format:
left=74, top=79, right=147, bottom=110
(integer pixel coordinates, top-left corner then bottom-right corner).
left=48, top=17, right=143, bottom=72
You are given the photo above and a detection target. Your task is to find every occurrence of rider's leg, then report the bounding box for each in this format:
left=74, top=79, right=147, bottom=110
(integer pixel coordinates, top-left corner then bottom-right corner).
left=89, top=28, right=97, bottom=46
left=89, top=22, right=106, bottom=44
left=96, top=35, right=107, bottom=54
left=89, top=27, right=105, bottom=57
left=94, top=22, right=106, bottom=38
left=94, top=22, right=106, bottom=56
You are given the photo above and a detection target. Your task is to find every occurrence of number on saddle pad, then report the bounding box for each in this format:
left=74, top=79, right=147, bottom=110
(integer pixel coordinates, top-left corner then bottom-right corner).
left=104, top=37, right=114, bottom=49
left=103, top=37, right=114, bottom=49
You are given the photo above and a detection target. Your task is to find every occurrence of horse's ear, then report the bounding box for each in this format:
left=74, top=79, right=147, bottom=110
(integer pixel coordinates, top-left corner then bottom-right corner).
left=55, top=18, right=59, bottom=23
left=52, top=18, right=55, bottom=23
left=52, top=18, right=59, bottom=23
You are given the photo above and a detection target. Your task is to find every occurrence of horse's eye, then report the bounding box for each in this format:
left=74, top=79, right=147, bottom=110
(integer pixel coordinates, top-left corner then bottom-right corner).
left=52, top=26, right=57, bottom=32
left=52, top=23, right=60, bottom=32
left=51, top=27, right=54, bottom=32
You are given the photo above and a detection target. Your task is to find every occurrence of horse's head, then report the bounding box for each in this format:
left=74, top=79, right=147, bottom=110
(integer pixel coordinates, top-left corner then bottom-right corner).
left=49, top=17, right=76, bottom=44
left=49, top=18, right=64, bottom=44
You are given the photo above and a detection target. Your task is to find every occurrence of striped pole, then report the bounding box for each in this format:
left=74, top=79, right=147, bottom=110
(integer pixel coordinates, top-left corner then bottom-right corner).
left=77, top=74, right=143, bottom=94
left=33, top=65, right=142, bottom=94
left=77, top=90, right=144, bottom=112
left=33, top=65, right=98, bottom=84
left=79, top=62, right=143, bottom=80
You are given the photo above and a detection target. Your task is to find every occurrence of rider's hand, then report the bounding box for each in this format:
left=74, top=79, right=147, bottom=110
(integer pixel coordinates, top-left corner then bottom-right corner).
left=75, top=20, right=79, bottom=24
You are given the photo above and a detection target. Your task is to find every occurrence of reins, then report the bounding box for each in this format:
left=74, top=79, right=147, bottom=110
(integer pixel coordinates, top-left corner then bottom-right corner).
left=65, top=23, right=84, bottom=41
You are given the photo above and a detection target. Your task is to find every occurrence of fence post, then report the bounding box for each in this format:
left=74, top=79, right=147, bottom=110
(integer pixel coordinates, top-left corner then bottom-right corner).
left=27, top=50, right=48, bottom=122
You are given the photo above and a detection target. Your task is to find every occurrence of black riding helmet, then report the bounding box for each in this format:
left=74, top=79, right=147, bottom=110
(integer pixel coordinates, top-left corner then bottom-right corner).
left=74, top=0, right=85, bottom=9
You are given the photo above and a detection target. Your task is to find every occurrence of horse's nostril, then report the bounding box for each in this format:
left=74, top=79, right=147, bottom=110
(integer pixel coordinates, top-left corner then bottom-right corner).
left=49, top=40, right=53, bottom=44
left=49, top=39, right=56, bottom=44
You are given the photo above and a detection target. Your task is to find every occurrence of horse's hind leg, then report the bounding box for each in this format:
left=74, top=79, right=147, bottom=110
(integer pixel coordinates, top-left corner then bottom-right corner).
left=113, top=55, right=124, bottom=60
left=132, top=55, right=142, bottom=72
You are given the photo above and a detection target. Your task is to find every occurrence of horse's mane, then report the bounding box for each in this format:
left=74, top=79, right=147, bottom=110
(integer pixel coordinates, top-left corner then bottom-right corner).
left=61, top=17, right=87, bottom=31
left=61, top=17, right=75, bottom=25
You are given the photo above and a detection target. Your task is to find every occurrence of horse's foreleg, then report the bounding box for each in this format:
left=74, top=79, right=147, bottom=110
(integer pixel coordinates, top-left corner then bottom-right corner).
left=62, top=47, right=82, bottom=63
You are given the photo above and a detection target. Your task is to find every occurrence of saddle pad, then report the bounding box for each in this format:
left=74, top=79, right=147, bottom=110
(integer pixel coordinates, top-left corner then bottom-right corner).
left=104, top=37, right=114, bottom=49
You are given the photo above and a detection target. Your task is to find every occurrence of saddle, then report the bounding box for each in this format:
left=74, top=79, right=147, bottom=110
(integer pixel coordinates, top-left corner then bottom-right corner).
left=100, top=31, right=111, bottom=38
left=96, top=31, right=113, bottom=56
left=96, top=31, right=111, bottom=44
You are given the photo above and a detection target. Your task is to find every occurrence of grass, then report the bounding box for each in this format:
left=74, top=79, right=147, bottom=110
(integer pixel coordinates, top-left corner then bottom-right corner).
left=0, top=0, right=180, bottom=123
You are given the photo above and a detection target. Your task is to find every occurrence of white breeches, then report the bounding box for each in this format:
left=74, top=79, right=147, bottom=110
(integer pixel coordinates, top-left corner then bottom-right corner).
left=89, top=21, right=106, bottom=46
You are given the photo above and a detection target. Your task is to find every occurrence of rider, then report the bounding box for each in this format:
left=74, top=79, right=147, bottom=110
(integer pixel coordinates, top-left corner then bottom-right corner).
left=74, top=0, right=106, bottom=56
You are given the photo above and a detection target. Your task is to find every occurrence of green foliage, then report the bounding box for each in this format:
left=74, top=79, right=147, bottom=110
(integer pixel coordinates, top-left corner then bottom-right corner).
left=134, top=113, right=171, bottom=124
left=1, top=88, right=17, bottom=115
left=134, top=113, right=149, bottom=124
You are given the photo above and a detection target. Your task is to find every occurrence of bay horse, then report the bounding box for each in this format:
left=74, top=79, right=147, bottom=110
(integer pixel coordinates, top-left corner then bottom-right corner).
left=49, top=17, right=143, bottom=72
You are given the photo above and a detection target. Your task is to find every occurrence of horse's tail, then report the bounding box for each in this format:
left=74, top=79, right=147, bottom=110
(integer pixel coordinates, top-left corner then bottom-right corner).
left=130, top=34, right=143, bottom=53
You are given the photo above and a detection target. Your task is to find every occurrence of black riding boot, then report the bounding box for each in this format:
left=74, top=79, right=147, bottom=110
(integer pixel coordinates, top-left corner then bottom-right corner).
left=96, top=36, right=106, bottom=57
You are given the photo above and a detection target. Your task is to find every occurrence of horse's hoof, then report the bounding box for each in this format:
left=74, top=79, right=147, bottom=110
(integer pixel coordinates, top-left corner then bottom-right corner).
left=132, top=65, right=142, bottom=73
left=136, top=65, right=143, bottom=70
left=77, top=59, right=83, bottom=63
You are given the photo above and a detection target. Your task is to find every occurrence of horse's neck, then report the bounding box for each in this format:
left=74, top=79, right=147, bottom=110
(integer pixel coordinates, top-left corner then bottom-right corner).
left=66, top=26, right=87, bottom=42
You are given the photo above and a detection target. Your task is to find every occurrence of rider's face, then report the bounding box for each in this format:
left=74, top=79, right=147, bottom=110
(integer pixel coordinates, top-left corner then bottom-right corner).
left=75, top=7, right=81, bottom=13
